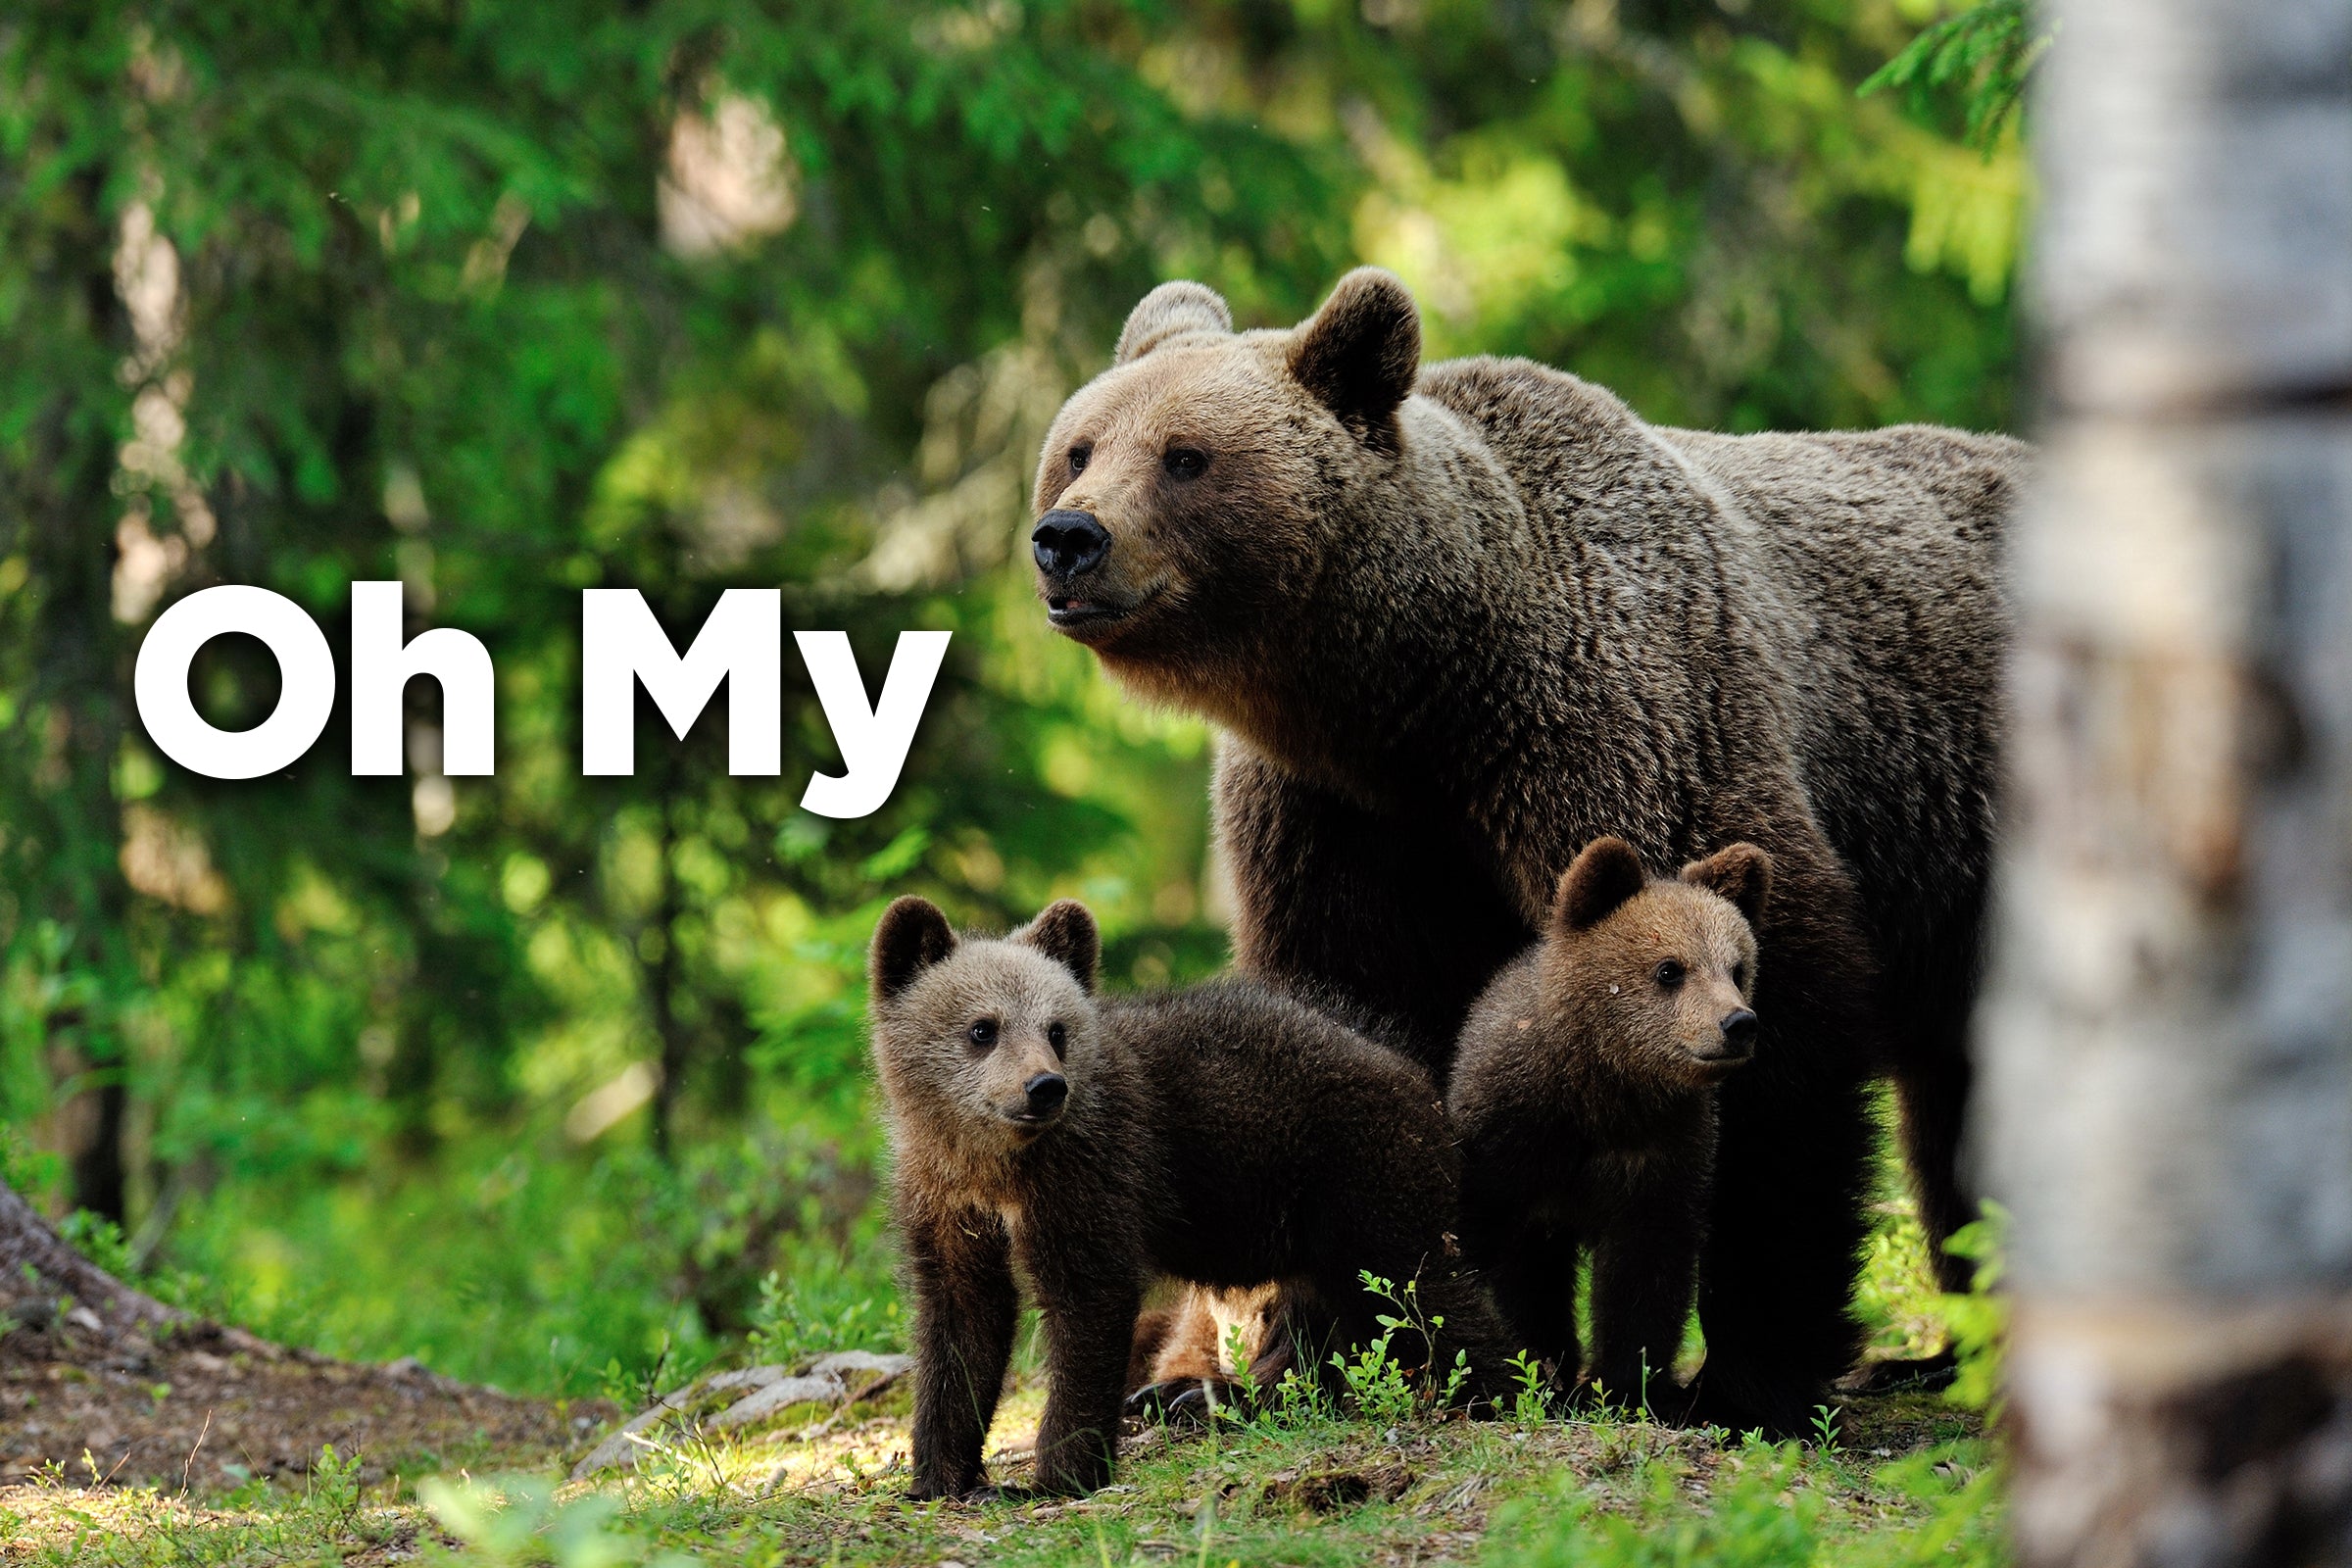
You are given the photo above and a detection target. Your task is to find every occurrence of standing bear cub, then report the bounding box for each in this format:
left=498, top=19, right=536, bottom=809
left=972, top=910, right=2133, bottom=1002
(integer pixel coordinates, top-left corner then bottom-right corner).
left=1448, top=837, right=1771, bottom=1418
left=868, top=896, right=1512, bottom=1499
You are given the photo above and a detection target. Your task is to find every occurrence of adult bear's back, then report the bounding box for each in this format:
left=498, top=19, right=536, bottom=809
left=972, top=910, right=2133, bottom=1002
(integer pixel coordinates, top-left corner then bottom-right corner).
left=1419, top=353, right=2019, bottom=996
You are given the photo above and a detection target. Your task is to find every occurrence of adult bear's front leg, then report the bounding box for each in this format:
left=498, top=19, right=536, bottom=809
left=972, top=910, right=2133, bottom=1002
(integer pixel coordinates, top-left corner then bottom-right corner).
left=1689, top=839, right=1878, bottom=1439
left=1214, top=742, right=1530, bottom=1076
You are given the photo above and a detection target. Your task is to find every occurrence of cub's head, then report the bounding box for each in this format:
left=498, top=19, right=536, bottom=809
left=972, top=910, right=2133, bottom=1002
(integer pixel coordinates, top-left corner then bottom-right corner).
left=1028, top=269, right=1422, bottom=691
left=866, top=896, right=1103, bottom=1152
left=1541, top=836, right=1772, bottom=1089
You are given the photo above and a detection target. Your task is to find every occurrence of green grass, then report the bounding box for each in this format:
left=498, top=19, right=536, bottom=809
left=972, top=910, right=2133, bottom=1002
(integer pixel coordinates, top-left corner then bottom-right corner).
left=15, top=1099, right=1999, bottom=1563
left=0, top=1374, right=1998, bottom=1567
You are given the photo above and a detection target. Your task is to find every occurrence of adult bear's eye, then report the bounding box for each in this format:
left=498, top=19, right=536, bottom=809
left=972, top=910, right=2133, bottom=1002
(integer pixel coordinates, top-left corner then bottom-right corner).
left=1653, top=959, right=1687, bottom=990
left=1732, top=961, right=1750, bottom=991
left=968, top=1018, right=1000, bottom=1050
left=1163, top=447, right=1208, bottom=480
left=1068, top=443, right=1092, bottom=473
left=1046, top=1021, right=1066, bottom=1057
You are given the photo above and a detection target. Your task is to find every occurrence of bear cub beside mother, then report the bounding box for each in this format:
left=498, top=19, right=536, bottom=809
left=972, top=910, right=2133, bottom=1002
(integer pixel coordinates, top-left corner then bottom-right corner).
left=868, top=896, right=1513, bottom=1499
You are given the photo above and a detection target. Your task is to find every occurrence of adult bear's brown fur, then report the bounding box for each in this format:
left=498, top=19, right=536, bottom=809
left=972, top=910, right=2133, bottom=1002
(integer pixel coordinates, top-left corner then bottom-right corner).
left=868, top=895, right=1512, bottom=1498
left=1449, top=836, right=1770, bottom=1415
left=1030, top=270, right=2022, bottom=1434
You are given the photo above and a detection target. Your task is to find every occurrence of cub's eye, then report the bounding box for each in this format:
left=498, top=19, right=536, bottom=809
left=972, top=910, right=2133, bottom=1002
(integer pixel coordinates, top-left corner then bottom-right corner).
left=1733, top=962, right=1751, bottom=990
left=1068, top=443, right=1092, bottom=473
left=1162, top=447, right=1208, bottom=480
left=1653, top=959, right=1687, bottom=990
left=1046, top=1021, right=1067, bottom=1057
left=967, top=1018, right=999, bottom=1051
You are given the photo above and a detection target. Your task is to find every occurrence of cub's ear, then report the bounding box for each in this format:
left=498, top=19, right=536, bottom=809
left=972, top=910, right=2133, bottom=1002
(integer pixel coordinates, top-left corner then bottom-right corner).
left=1016, top=899, right=1101, bottom=993
left=870, top=896, right=956, bottom=1003
left=1289, top=268, right=1420, bottom=452
left=1553, top=836, right=1648, bottom=931
left=1682, top=843, right=1774, bottom=932
left=1115, top=281, right=1234, bottom=365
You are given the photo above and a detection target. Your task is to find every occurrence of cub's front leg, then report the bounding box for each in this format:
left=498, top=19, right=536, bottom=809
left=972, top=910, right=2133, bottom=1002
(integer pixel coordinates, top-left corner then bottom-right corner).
left=1476, top=1217, right=1584, bottom=1387
left=906, top=1208, right=1020, bottom=1500
left=1589, top=1179, right=1707, bottom=1421
left=1025, top=1235, right=1144, bottom=1495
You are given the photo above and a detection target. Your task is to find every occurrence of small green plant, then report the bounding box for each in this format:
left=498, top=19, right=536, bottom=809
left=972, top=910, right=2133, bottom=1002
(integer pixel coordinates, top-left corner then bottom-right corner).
left=1330, top=1322, right=1416, bottom=1428
left=1264, top=1362, right=1332, bottom=1429
left=1216, top=1315, right=1260, bottom=1423
left=301, top=1446, right=364, bottom=1535
left=1506, top=1349, right=1552, bottom=1424
left=1809, top=1401, right=1844, bottom=1455
left=57, top=1210, right=134, bottom=1280
left=744, top=1265, right=901, bottom=1367
left=1328, top=1271, right=1478, bottom=1426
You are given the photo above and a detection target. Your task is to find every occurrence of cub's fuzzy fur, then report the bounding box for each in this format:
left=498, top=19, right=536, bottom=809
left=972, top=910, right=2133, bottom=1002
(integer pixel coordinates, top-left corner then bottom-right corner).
left=868, top=896, right=1511, bottom=1499
left=1031, top=269, right=2021, bottom=1431
left=1449, top=837, right=1770, bottom=1414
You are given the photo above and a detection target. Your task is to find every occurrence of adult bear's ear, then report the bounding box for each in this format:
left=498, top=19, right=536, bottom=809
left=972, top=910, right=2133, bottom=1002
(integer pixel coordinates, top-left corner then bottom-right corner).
left=1016, top=899, right=1100, bottom=993
left=1116, top=281, right=1234, bottom=364
left=1682, top=843, right=1774, bottom=932
left=1553, top=836, right=1647, bottom=932
left=870, top=896, right=956, bottom=1003
left=1289, top=268, right=1420, bottom=453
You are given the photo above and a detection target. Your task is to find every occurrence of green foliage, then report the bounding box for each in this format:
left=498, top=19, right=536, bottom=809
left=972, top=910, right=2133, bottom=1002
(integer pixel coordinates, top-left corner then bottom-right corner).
left=1487, top=1449, right=1825, bottom=1567
left=1508, top=1349, right=1554, bottom=1425
left=1326, top=1270, right=1477, bottom=1426
left=1485, top=1436, right=2002, bottom=1568
left=421, top=1473, right=694, bottom=1568
left=53, top=1209, right=132, bottom=1280
left=1938, top=1203, right=2011, bottom=1415
left=1808, top=1402, right=1843, bottom=1455
left=1861, top=0, right=2051, bottom=154
left=743, top=1254, right=901, bottom=1369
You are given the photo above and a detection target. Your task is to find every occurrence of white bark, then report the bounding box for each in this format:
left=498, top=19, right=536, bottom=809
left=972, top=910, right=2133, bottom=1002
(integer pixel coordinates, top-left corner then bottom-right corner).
left=1983, top=1, right=2352, bottom=1562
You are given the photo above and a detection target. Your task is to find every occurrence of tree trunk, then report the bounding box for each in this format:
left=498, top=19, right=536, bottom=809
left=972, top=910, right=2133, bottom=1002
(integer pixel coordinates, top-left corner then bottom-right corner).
left=1981, top=1, right=2352, bottom=1563
left=0, top=1180, right=180, bottom=1336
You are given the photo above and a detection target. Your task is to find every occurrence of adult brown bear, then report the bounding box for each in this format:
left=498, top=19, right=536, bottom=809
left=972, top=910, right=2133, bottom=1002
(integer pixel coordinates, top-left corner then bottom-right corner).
left=1027, top=269, right=2022, bottom=1434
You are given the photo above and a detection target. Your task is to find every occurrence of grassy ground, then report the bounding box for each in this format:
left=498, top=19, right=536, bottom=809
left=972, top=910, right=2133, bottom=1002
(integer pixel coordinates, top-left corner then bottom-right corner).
left=0, top=1121, right=2000, bottom=1563
left=0, top=1362, right=1998, bottom=1566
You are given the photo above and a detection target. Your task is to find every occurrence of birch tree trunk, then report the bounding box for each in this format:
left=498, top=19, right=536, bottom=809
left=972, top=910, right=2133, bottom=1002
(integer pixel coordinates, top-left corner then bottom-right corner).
left=1980, top=0, right=2352, bottom=1562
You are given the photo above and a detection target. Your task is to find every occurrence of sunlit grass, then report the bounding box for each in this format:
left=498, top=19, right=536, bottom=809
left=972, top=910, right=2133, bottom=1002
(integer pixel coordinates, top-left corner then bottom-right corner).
left=4, top=1369, right=1994, bottom=1568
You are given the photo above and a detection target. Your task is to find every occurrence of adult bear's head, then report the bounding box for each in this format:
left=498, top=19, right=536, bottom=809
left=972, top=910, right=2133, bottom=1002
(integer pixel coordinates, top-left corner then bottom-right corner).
left=1029, top=269, right=1421, bottom=701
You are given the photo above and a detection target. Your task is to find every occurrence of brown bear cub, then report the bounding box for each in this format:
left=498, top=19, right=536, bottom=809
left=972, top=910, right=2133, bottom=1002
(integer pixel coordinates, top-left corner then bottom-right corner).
left=1447, top=836, right=1771, bottom=1419
left=869, top=896, right=1513, bottom=1499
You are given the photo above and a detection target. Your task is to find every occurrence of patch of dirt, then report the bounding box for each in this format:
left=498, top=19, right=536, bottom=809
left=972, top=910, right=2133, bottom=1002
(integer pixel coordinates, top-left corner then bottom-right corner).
left=0, top=1308, right=599, bottom=1491
left=1261, top=1461, right=1417, bottom=1512
left=0, top=1181, right=602, bottom=1493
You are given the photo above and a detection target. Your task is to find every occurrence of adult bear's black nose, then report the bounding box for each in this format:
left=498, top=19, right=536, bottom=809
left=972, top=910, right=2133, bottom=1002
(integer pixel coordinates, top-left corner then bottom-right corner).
left=1032, top=510, right=1111, bottom=578
left=1719, top=1009, right=1759, bottom=1055
left=1023, top=1071, right=1069, bottom=1118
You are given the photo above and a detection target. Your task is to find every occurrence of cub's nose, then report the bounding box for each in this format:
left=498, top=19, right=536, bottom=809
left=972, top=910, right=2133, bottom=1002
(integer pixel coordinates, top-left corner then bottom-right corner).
left=1022, top=1071, right=1069, bottom=1119
left=1719, top=1009, right=1759, bottom=1057
left=1032, top=510, right=1111, bottom=579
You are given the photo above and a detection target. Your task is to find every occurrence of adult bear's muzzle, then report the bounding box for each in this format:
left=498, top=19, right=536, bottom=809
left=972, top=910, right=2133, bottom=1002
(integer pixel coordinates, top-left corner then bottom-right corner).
left=1033, top=509, right=1111, bottom=579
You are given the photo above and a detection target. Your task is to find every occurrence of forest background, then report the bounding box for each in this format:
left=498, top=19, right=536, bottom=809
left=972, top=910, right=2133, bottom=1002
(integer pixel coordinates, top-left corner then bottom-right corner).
left=0, top=0, right=2027, bottom=1400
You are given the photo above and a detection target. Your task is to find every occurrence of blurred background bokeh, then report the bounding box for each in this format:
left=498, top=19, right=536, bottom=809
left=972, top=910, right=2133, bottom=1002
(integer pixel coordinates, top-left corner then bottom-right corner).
left=0, top=0, right=2025, bottom=1396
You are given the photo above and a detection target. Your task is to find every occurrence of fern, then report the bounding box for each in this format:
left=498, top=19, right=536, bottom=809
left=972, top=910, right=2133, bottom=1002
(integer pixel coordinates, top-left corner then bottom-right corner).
left=1860, top=0, right=2052, bottom=154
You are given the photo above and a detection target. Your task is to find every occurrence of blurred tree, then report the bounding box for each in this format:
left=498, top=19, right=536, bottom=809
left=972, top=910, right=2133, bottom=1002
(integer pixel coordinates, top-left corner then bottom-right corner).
left=1981, top=0, right=2352, bottom=1559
